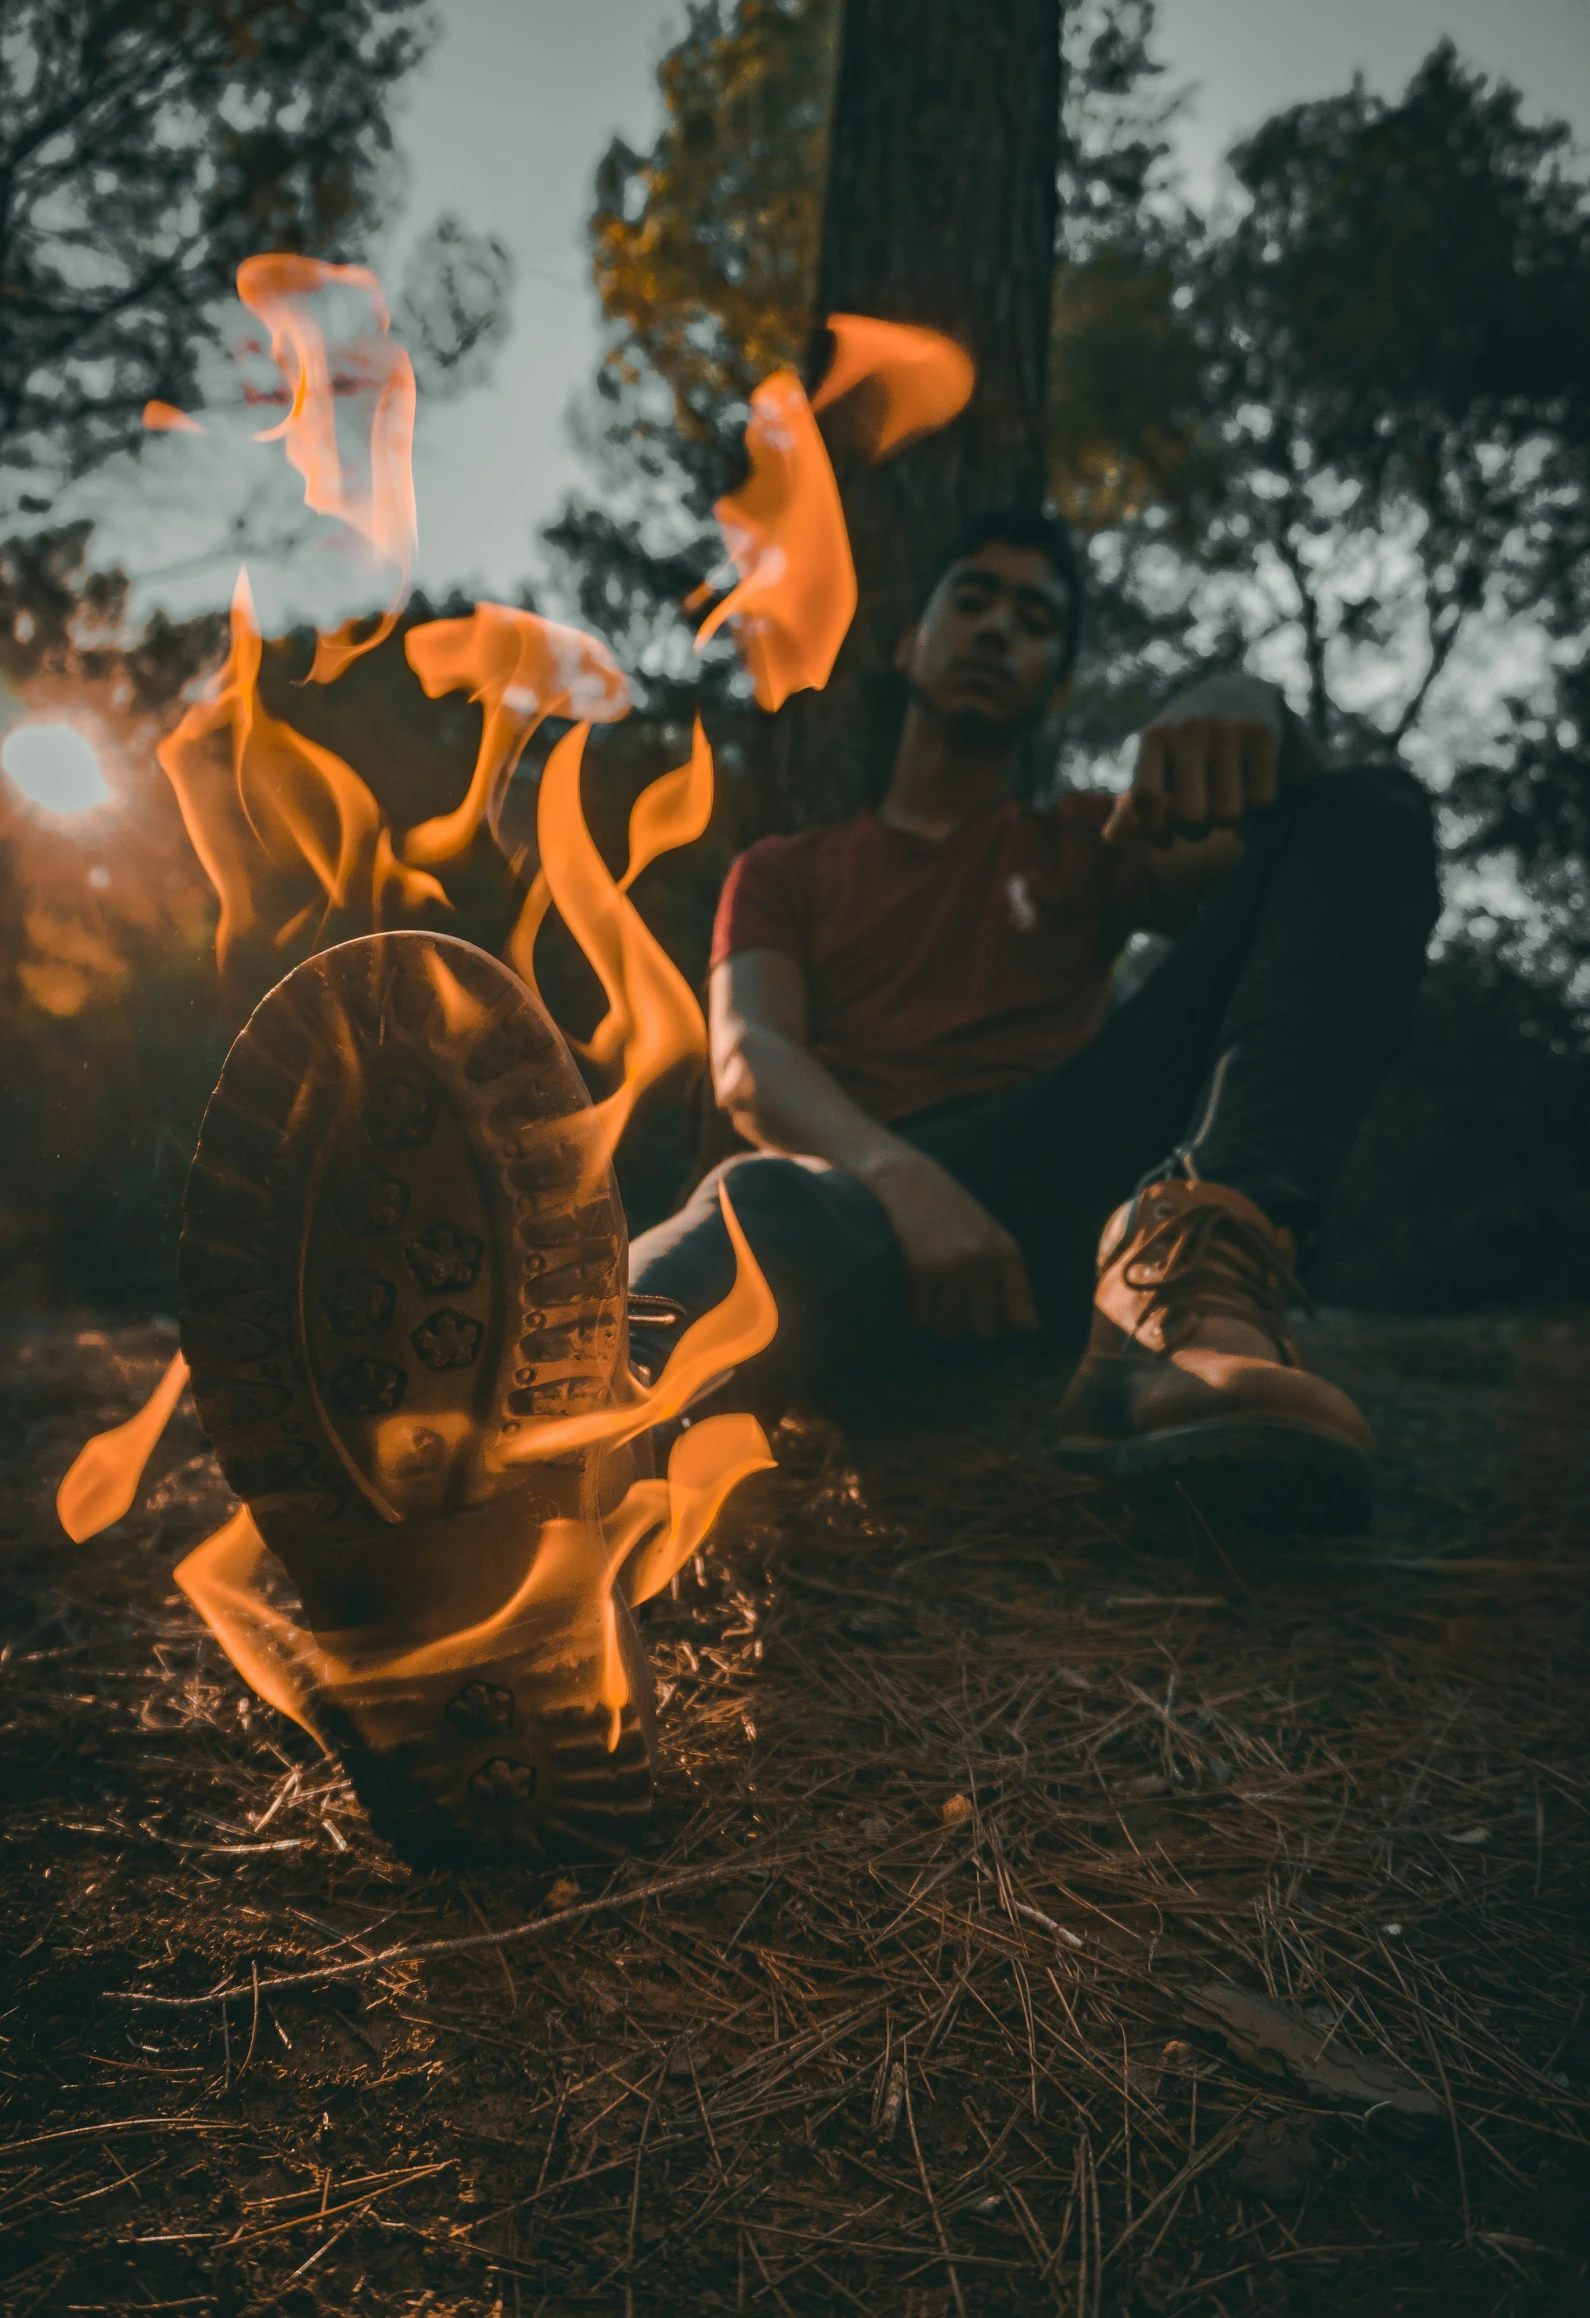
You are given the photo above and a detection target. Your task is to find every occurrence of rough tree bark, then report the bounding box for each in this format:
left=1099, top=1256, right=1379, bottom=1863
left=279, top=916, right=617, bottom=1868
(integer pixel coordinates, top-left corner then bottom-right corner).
left=761, top=0, right=1062, bottom=830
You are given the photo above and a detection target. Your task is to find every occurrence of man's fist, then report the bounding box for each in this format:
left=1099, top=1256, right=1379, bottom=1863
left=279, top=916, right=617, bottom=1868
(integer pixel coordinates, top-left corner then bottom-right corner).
left=1105, top=673, right=1294, bottom=848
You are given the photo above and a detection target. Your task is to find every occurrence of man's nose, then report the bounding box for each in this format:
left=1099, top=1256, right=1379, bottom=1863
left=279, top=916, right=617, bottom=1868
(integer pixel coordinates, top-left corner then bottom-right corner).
left=971, top=600, right=1016, bottom=648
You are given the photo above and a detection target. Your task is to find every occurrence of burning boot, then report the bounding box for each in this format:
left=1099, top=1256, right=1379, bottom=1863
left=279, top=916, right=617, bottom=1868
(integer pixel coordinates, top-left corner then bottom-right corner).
left=1050, top=1178, right=1374, bottom=1534
left=177, top=931, right=658, bottom=1866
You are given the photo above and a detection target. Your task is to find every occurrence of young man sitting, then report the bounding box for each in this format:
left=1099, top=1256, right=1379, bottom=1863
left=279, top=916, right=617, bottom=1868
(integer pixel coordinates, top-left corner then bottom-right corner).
left=626, top=505, right=1439, bottom=1533
left=176, top=504, right=1438, bottom=1863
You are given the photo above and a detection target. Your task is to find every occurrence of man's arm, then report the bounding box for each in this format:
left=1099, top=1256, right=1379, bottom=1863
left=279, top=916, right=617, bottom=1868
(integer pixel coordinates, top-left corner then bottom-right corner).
left=710, top=948, right=1037, bottom=1342
left=1104, top=673, right=1326, bottom=933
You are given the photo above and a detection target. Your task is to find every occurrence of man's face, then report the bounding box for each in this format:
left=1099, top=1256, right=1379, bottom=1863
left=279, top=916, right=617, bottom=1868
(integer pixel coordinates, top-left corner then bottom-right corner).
left=897, top=542, right=1072, bottom=737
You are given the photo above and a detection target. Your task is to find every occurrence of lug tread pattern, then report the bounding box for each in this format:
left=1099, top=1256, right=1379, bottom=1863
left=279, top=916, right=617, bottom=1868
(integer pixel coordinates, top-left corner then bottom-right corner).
left=177, top=933, right=654, bottom=1865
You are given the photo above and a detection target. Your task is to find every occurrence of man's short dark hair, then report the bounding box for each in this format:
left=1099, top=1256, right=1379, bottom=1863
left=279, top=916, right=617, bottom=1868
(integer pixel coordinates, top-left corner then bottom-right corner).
left=924, top=505, right=1084, bottom=680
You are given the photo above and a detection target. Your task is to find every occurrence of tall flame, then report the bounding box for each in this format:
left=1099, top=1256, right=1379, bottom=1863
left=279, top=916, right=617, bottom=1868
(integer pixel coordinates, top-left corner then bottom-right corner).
left=507, top=712, right=714, bottom=1014
left=620, top=1413, right=776, bottom=1607
left=173, top=1507, right=333, bottom=1740
left=157, top=570, right=445, bottom=973
left=621, top=711, right=716, bottom=887
left=516, top=721, right=709, bottom=1154
left=402, top=604, right=630, bottom=867
left=695, top=371, right=857, bottom=712
left=56, top=1351, right=190, bottom=1543
left=236, top=255, right=417, bottom=680
left=695, top=317, right=977, bottom=708
left=65, top=252, right=846, bottom=1779
left=139, top=256, right=418, bottom=679
left=812, top=315, right=975, bottom=459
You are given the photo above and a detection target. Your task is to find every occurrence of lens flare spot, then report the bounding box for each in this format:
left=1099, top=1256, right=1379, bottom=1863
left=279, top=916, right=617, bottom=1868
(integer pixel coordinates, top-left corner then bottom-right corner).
left=2, top=725, right=112, bottom=815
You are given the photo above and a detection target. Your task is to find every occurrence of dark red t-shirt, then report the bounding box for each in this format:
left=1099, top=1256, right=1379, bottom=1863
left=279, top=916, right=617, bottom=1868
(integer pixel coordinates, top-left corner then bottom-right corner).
left=710, top=793, right=1152, bottom=1124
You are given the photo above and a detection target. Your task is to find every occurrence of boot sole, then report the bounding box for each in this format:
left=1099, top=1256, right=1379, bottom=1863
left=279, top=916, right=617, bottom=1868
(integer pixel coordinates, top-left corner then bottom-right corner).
left=1052, top=1418, right=1373, bottom=1538
left=177, top=931, right=657, bottom=1866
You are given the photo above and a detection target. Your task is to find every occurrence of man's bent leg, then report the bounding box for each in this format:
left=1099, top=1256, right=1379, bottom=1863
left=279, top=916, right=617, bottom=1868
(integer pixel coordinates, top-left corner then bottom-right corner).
left=904, top=766, right=1439, bottom=1325
left=899, top=768, right=1438, bottom=1531
left=1049, top=767, right=1439, bottom=1528
left=1165, top=765, right=1440, bottom=1236
left=628, top=1152, right=907, bottom=1430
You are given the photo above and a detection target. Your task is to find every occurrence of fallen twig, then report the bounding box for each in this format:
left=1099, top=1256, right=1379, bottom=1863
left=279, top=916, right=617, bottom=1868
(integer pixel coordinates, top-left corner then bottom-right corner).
left=102, top=1854, right=781, bottom=2009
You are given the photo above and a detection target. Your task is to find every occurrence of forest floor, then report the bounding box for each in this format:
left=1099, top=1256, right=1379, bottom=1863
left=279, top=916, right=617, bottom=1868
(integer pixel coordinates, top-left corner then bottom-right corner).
left=1, top=1306, right=1587, bottom=2318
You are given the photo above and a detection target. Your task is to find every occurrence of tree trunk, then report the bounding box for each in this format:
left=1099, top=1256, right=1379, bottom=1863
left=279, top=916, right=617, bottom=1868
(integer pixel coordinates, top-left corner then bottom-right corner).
left=760, top=0, right=1062, bottom=831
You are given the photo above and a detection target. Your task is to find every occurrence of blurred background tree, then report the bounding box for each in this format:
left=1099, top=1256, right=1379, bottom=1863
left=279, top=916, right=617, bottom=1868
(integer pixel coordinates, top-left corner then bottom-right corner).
left=0, top=0, right=514, bottom=1304
left=0, top=0, right=432, bottom=508
left=770, top=0, right=1062, bottom=825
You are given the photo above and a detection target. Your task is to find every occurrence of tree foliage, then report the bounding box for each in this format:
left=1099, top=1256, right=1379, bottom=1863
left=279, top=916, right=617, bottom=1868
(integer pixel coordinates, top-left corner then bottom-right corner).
left=552, top=0, right=1175, bottom=703
left=1179, top=45, right=1590, bottom=760
left=395, top=210, right=516, bottom=402
left=0, top=3, right=530, bottom=1300
left=591, top=0, right=838, bottom=432
left=555, top=15, right=1590, bottom=942
left=0, top=0, right=437, bottom=509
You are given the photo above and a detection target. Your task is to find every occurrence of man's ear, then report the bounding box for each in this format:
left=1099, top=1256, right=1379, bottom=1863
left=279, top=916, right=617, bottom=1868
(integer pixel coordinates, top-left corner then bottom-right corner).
left=1046, top=675, right=1074, bottom=716
left=893, top=624, right=918, bottom=678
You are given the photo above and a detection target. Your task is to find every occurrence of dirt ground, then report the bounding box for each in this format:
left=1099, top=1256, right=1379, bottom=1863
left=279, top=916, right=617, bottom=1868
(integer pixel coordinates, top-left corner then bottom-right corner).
left=2, top=1306, right=1587, bottom=2317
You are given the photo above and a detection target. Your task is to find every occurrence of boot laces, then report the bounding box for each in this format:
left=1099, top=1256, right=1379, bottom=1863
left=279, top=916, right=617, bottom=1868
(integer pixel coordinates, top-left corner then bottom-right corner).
left=1123, top=1200, right=1312, bottom=1355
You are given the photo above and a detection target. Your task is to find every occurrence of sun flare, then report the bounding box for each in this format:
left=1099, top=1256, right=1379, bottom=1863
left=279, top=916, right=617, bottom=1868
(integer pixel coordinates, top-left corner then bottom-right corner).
left=1, top=723, right=113, bottom=815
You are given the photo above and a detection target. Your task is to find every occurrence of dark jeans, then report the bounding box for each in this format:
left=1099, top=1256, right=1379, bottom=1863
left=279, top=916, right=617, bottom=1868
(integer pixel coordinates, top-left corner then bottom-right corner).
left=629, top=768, right=1440, bottom=1427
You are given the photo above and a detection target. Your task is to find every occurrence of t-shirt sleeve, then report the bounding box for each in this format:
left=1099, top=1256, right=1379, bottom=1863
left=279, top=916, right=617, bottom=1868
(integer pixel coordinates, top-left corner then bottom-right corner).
left=709, top=836, right=810, bottom=970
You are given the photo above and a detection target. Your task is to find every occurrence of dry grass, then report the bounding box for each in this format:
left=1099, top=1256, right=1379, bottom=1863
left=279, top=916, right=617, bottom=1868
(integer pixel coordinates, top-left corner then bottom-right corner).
left=1, top=1308, right=1587, bottom=2316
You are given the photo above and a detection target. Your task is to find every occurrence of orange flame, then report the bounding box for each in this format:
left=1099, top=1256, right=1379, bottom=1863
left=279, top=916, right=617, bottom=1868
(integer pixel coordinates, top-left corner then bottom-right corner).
left=620, top=1413, right=776, bottom=1606
left=354, top=1189, right=776, bottom=1742
left=512, top=721, right=708, bottom=1153
left=158, top=569, right=445, bottom=972
left=235, top=254, right=418, bottom=681
left=696, top=317, right=977, bottom=706
left=164, top=1195, right=776, bottom=1748
left=56, top=1351, right=190, bottom=1542
left=506, top=1184, right=777, bottom=1470
left=621, top=712, right=716, bottom=887
left=813, top=315, right=975, bottom=458
left=506, top=712, right=713, bottom=1015
left=695, top=370, right=857, bottom=712
left=142, top=399, right=205, bottom=435
left=72, top=257, right=797, bottom=1777
left=173, top=1507, right=332, bottom=1741
left=402, top=603, right=630, bottom=867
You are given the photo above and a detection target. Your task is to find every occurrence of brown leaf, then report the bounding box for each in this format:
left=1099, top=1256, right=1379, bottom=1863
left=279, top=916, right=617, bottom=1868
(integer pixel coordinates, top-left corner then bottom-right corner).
left=1184, top=1981, right=1441, bottom=2116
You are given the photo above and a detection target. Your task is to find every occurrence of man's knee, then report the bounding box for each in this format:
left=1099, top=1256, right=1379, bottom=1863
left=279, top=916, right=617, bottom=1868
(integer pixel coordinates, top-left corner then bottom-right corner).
left=1291, top=765, right=1440, bottom=920
left=698, top=1151, right=892, bottom=1256
left=1299, top=763, right=1435, bottom=845
left=694, top=1151, right=830, bottom=1223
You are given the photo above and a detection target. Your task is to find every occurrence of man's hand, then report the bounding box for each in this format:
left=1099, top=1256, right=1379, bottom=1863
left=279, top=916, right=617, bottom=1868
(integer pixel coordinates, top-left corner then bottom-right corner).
left=861, top=1146, right=1038, bottom=1342
left=1105, top=673, right=1289, bottom=848
left=712, top=950, right=1037, bottom=1341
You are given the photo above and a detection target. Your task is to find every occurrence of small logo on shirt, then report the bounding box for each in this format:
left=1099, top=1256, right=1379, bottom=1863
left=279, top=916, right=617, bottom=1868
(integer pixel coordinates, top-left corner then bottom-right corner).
left=1005, top=873, right=1039, bottom=934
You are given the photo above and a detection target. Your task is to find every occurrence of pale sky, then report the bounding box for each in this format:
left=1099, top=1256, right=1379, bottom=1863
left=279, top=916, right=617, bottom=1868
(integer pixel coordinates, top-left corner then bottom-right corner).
left=95, top=0, right=1590, bottom=623
left=394, top=0, right=1590, bottom=600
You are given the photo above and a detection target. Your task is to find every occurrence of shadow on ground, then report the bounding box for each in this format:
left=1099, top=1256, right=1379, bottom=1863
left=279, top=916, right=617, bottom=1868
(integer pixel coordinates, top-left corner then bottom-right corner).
left=1, top=1310, right=1587, bottom=2315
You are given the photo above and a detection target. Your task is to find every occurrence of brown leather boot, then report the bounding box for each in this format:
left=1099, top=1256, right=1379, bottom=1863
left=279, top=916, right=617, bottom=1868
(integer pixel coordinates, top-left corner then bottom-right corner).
left=1052, top=1177, right=1374, bottom=1534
